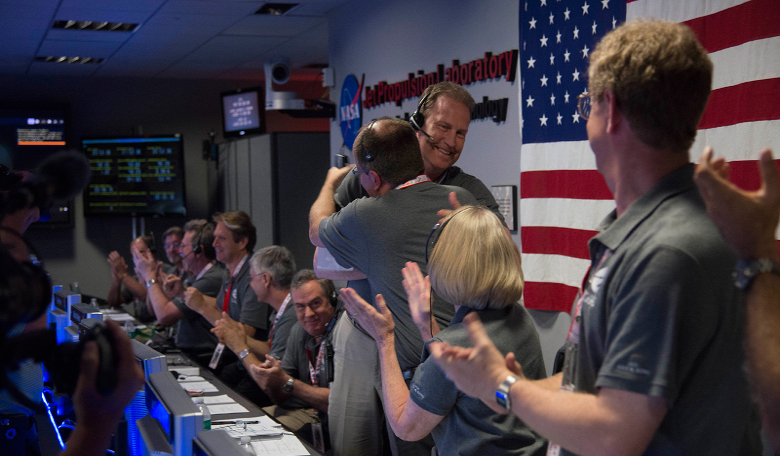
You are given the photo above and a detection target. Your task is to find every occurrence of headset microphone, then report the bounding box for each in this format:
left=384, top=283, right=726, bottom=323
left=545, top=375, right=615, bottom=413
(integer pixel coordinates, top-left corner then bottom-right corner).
left=409, top=92, right=435, bottom=141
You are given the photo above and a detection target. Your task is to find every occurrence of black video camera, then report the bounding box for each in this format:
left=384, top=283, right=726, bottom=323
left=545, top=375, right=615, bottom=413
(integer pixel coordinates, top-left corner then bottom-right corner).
left=0, top=321, right=118, bottom=411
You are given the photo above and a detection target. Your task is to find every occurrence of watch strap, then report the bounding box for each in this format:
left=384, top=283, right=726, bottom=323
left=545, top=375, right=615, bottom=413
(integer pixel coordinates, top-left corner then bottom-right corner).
left=238, top=349, right=250, bottom=360
left=733, top=258, right=780, bottom=290
left=495, top=374, right=518, bottom=411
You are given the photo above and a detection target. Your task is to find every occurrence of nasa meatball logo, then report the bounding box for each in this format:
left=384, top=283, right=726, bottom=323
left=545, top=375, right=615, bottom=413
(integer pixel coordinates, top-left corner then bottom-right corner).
left=339, top=74, right=363, bottom=150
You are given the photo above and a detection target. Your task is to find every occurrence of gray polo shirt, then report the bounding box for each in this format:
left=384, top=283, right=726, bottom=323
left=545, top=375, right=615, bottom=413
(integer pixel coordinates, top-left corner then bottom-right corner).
left=215, top=255, right=270, bottom=340
left=268, top=297, right=297, bottom=361
left=411, top=304, right=547, bottom=456
left=332, top=166, right=504, bottom=324
left=172, top=262, right=224, bottom=353
left=320, top=181, right=477, bottom=371
left=280, top=307, right=342, bottom=410
left=561, top=164, right=760, bottom=455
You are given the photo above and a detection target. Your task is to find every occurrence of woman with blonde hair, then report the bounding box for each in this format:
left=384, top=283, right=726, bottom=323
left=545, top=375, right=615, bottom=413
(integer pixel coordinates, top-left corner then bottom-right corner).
left=342, top=205, right=547, bottom=455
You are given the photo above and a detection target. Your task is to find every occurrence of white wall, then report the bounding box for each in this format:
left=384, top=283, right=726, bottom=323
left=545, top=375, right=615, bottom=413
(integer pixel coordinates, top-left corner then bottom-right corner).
left=328, top=0, right=571, bottom=374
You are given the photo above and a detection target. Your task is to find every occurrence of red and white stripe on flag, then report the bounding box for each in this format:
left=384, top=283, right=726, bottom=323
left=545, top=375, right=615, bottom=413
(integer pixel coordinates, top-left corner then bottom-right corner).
left=519, top=0, right=780, bottom=312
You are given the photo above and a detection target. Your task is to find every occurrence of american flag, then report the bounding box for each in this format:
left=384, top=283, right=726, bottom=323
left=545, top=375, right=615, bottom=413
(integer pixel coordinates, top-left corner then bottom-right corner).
left=519, top=0, right=780, bottom=312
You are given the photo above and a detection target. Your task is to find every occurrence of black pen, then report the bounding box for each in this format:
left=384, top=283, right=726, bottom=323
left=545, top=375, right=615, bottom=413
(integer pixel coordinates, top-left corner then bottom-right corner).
left=211, top=420, right=259, bottom=426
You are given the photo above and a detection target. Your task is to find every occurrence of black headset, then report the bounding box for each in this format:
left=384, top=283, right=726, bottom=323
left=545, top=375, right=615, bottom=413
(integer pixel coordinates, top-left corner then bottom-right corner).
left=409, top=91, right=430, bottom=133
left=192, top=222, right=216, bottom=255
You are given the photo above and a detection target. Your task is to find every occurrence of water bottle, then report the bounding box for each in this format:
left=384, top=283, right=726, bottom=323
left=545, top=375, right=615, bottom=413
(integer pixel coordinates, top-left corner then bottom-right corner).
left=124, top=319, right=134, bottom=338
left=238, top=436, right=256, bottom=455
left=194, top=397, right=211, bottom=430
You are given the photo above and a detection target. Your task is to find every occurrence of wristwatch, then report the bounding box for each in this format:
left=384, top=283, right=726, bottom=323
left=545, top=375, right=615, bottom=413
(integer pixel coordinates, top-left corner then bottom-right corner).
left=283, top=377, right=295, bottom=393
left=495, top=374, right=518, bottom=411
left=146, top=278, right=157, bottom=288
left=238, top=349, right=250, bottom=360
left=733, top=258, right=780, bottom=290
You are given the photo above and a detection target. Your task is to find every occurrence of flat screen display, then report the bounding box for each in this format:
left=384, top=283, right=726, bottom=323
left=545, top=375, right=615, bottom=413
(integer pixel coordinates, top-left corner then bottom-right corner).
left=82, top=136, right=186, bottom=216
left=0, top=106, right=72, bottom=227
left=221, top=88, right=265, bottom=138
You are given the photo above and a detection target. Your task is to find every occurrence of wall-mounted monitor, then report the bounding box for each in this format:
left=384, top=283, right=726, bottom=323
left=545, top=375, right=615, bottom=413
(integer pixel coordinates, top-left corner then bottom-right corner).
left=221, top=87, right=265, bottom=139
left=0, top=105, right=73, bottom=227
left=81, top=135, right=186, bottom=216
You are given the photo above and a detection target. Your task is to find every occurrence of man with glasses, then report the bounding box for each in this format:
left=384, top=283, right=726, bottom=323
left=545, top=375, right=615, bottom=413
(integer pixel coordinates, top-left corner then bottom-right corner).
left=247, top=270, right=341, bottom=441
left=161, top=226, right=187, bottom=279
left=428, top=19, right=760, bottom=455
left=322, top=81, right=505, bottom=456
left=309, top=117, right=477, bottom=456
left=136, top=220, right=225, bottom=367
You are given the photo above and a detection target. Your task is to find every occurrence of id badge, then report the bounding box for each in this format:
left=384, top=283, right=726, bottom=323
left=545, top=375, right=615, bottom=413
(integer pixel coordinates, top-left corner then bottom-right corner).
left=209, top=343, right=225, bottom=369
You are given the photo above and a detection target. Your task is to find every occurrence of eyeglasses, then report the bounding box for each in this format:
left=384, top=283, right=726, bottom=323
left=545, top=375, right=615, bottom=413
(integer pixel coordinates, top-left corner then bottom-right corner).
left=577, top=93, right=592, bottom=121
left=164, top=241, right=181, bottom=249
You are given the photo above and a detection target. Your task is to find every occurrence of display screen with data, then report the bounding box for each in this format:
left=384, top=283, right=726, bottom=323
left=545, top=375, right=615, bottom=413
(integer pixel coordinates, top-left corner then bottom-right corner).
left=82, top=136, right=186, bottom=216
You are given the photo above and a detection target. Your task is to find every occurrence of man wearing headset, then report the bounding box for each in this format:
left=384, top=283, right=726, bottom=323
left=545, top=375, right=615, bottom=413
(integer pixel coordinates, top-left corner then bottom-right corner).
left=310, top=116, right=478, bottom=456
left=318, top=82, right=503, bottom=456
left=136, top=219, right=225, bottom=367
left=248, top=270, right=342, bottom=440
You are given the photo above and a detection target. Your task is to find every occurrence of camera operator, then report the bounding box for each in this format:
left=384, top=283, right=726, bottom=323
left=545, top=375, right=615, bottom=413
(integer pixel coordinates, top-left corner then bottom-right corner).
left=1, top=165, right=144, bottom=456
left=59, top=319, right=144, bottom=456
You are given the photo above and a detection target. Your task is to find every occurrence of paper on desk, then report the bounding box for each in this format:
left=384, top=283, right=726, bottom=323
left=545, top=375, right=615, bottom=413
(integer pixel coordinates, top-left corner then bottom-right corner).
left=178, top=375, right=205, bottom=382
left=212, top=416, right=284, bottom=438
left=192, top=394, right=235, bottom=405
left=251, top=434, right=310, bottom=455
left=207, top=403, right=249, bottom=415
left=178, top=380, right=219, bottom=393
left=104, top=313, right=135, bottom=321
left=169, top=366, right=200, bottom=376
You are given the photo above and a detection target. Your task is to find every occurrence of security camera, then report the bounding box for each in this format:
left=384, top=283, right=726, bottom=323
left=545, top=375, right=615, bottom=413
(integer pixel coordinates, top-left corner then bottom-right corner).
left=264, top=59, right=290, bottom=85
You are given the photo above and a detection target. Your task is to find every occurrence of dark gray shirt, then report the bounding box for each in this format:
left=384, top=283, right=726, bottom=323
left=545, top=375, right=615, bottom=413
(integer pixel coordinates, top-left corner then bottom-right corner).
left=172, top=262, right=224, bottom=353
left=268, top=296, right=297, bottom=361
left=280, top=308, right=341, bottom=410
left=320, top=181, right=477, bottom=371
left=215, top=255, right=271, bottom=340
left=334, top=166, right=504, bottom=224
left=411, top=304, right=547, bottom=456
left=561, top=164, right=760, bottom=455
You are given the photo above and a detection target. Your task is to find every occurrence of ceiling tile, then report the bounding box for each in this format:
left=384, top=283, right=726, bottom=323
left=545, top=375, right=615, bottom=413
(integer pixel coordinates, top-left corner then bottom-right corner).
left=58, top=0, right=166, bottom=13
left=221, top=15, right=325, bottom=37
left=0, top=39, right=43, bottom=56
left=45, top=28, right=134, bottom=42
left=0, top=19, right=51, bottom=40
left=53, top=7, right=152, bottom=23
left=140, top=13, right=237, bottom=36
left=28, top=60, right=101, bottom=75
left=38, top=39, right=124, bottom=57
left=156, top=0, right=264, bottom=16
left=178, top=35, right=286, bottom=63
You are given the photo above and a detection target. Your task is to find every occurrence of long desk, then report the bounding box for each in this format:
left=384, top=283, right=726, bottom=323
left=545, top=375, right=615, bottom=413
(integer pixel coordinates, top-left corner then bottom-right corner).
left=166, top=353, right=323, bottom=456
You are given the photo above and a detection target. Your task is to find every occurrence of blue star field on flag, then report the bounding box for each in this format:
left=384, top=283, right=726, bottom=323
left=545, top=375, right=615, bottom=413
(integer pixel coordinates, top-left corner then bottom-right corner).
left=520, top=0, right=626, bottom=144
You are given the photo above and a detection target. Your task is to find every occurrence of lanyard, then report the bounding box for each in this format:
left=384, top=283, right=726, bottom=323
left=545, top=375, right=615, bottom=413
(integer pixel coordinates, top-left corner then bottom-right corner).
left=195, top=261, right=215, bottom=281
left=394, top=174, right=431, bottom=190
left=305, top=316, right=337, bottom=385
left=268, top=293, right=292, bottom=347
left=222, top=254, right=249, bottom=313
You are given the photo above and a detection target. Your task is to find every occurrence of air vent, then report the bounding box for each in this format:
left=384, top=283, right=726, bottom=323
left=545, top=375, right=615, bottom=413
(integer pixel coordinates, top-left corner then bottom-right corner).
left=255, top=3, right=299, bottom=15
left=35, top=56, right=104, bottom=64
left=52, top=20, right=138, bottom=32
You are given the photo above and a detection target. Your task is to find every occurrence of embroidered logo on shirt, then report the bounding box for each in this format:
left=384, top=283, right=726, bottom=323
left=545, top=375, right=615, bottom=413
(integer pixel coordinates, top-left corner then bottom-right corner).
left=411, top=383, right=424, bottom=400
left=615, top=353, right=651, bottom=377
